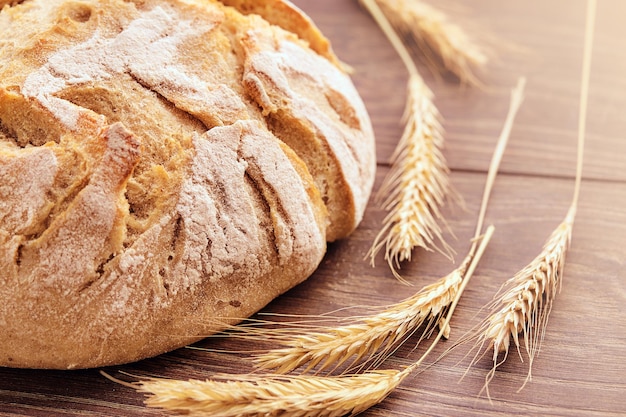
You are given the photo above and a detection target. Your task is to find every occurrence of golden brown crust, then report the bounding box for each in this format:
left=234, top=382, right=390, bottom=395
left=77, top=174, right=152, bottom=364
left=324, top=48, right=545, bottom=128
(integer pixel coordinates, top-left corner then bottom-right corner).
left=0, top=0, right=375, bottom=368
left=0, top=1, right=22, bottom=8
left=219, top=0, right=341, bottom=67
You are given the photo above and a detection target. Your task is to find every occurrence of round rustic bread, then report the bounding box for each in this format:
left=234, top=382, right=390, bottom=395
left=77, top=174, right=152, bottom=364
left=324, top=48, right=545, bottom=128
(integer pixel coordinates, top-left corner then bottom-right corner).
left=0, top=0, right=376, bottom=369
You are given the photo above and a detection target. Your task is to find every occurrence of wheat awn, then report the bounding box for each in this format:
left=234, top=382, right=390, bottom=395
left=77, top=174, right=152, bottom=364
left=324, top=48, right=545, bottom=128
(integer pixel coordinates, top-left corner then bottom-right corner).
left=464, top=0, right=596, bottom=396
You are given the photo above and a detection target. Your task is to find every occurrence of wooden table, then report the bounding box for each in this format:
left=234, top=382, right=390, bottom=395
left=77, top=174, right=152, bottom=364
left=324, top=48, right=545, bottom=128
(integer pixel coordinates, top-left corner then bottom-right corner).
left=1, top=0, right=625, bottom=415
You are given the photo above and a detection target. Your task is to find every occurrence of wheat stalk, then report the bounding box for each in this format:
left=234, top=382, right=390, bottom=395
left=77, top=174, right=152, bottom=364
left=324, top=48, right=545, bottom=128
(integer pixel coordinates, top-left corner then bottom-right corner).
left=376, top=0, right=487, bottom=85
left=361, top=0, right=454, bottom=281
left=465, top=0, right=596, bottom=396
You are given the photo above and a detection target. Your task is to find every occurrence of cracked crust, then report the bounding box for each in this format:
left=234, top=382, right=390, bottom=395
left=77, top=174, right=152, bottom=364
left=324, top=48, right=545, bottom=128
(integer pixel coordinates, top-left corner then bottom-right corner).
left=0, top=0, right=375, bottom=368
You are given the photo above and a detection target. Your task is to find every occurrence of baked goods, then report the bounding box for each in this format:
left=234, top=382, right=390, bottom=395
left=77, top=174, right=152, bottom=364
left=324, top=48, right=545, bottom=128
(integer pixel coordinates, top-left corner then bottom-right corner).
left=0, top=0, right=376, bottom=368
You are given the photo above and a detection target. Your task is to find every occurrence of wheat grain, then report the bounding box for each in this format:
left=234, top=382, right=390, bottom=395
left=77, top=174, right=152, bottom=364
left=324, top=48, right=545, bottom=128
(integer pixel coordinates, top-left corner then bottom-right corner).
left=376, top=0, right=487, bottom=85
left=134, top=369, right=409, bottom=417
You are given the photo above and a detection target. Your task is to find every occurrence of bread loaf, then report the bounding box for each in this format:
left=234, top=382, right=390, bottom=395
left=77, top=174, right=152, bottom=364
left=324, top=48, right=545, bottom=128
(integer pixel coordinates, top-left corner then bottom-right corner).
left=0, top=0, right=375, bottom=369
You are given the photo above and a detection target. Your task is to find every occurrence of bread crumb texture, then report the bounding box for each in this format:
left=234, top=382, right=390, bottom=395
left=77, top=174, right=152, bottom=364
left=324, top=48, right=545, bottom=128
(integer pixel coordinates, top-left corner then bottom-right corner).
left=0, top=0, right=375, bottom=368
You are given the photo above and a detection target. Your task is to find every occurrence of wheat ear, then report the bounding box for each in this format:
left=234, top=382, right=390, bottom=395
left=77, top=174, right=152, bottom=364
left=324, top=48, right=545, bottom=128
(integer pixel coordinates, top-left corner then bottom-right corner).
left=361, top=0, right=453, bottom=281
left=466, top=0, right=595, bottom=395
left=130, top=370, right=407, bottom=417
left=470, top=208, right=575, bottom=396
left=110, top=226, right=494, bottom=417
left=254, top=253, right=470, bottom=374
left=376, top=0, right=487, bottom=85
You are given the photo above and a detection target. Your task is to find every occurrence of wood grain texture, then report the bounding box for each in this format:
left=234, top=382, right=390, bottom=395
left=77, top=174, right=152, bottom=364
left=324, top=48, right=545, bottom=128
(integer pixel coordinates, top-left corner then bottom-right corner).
left=1, top=0, right=626, bottom=416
